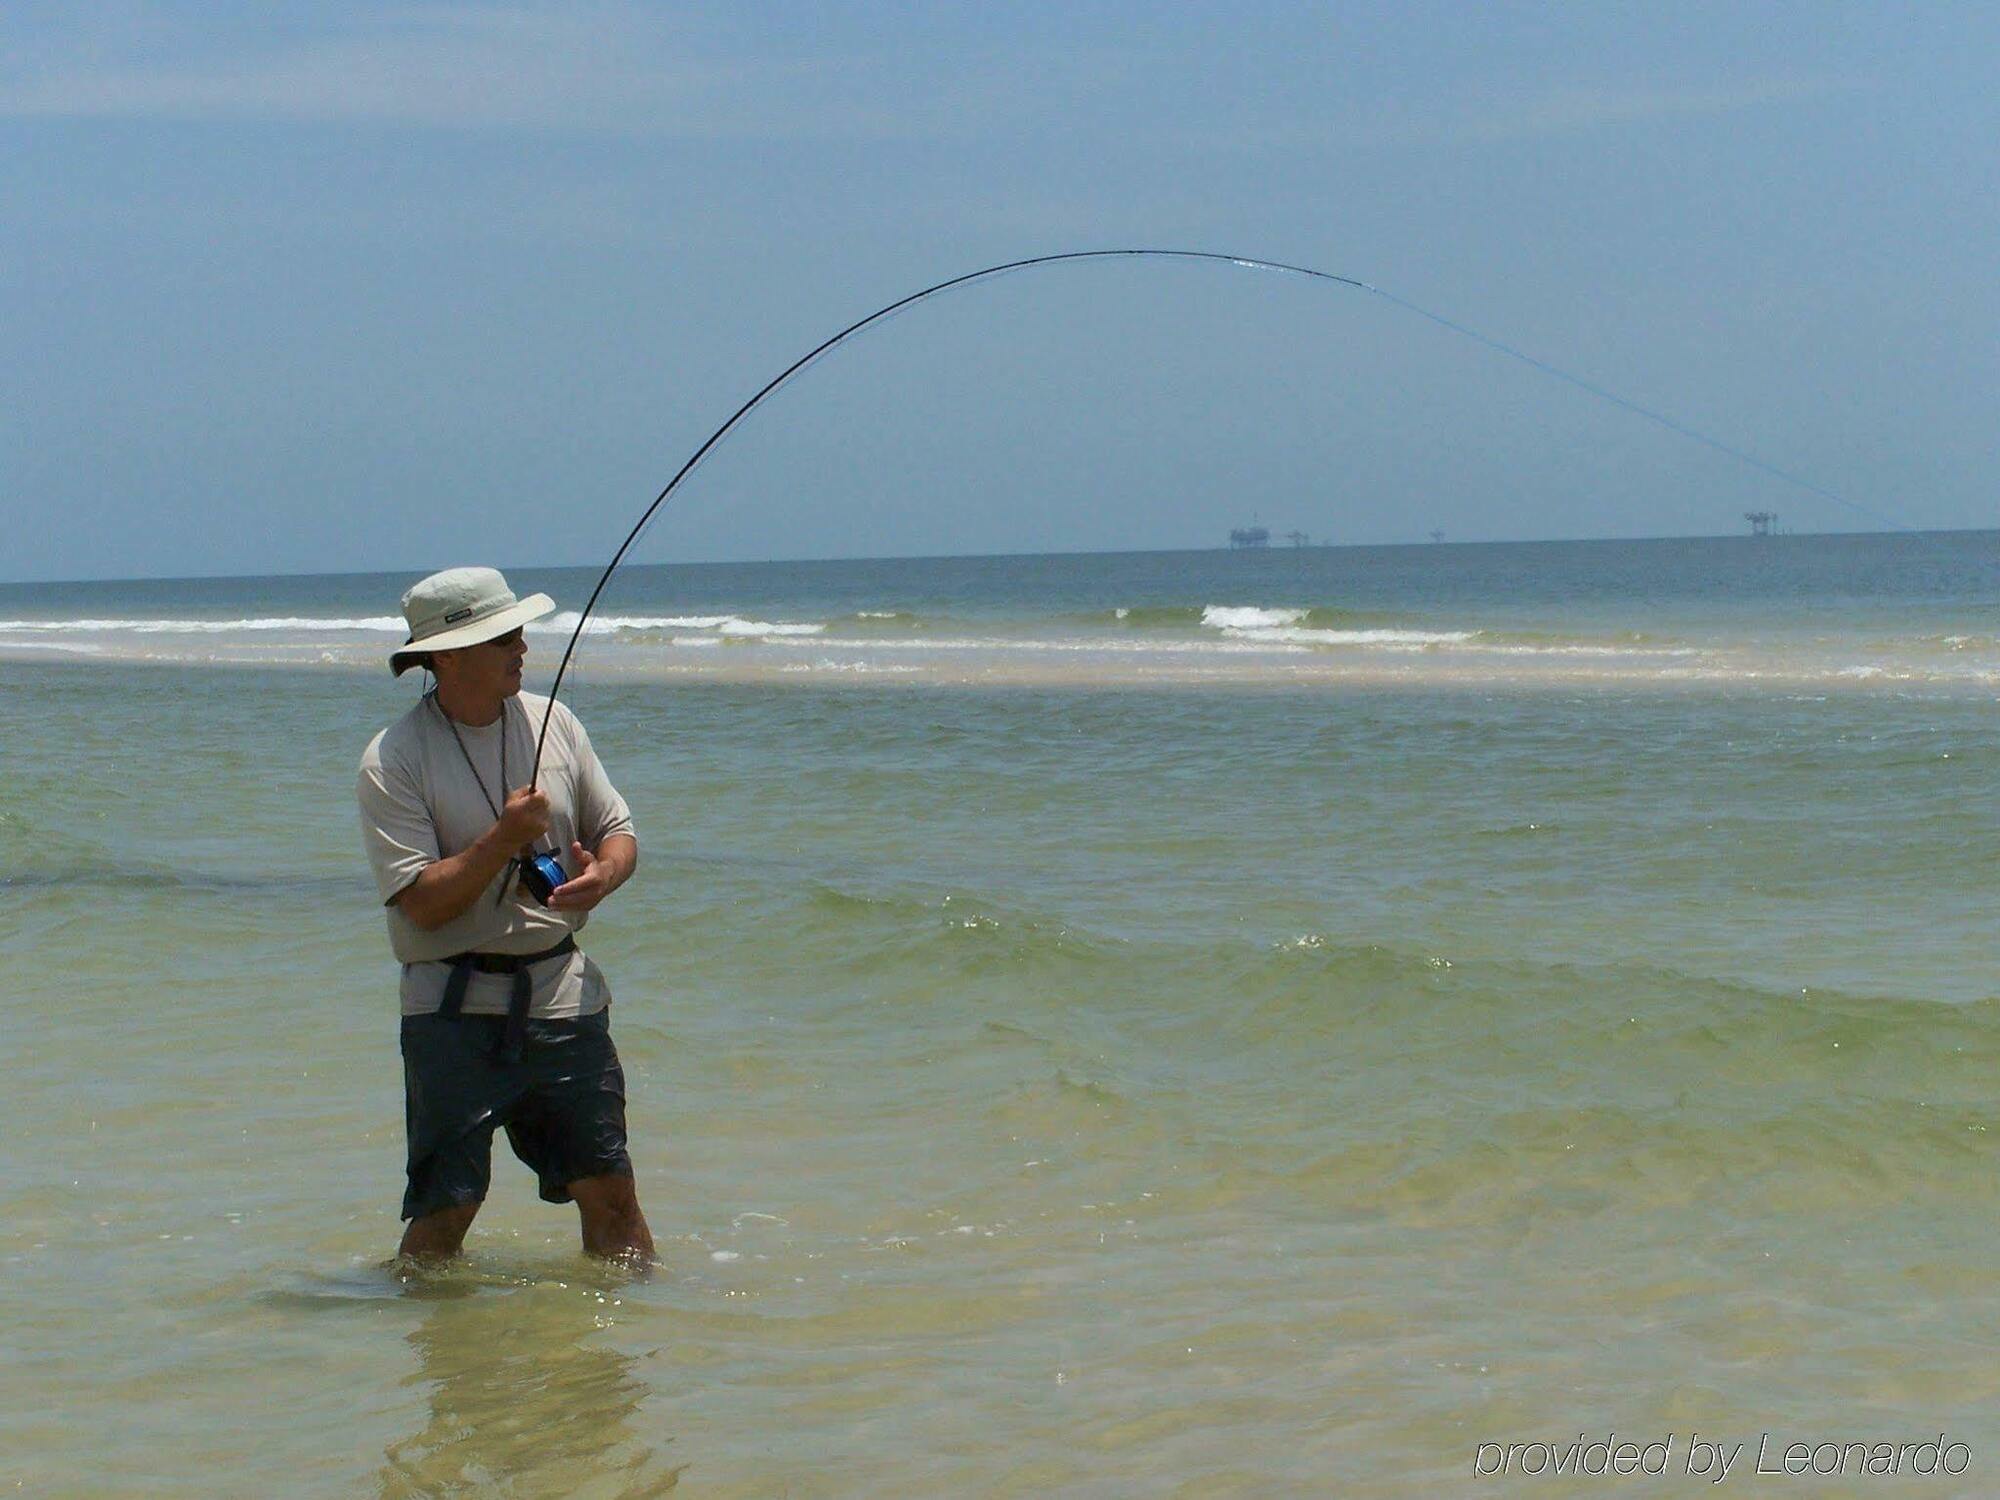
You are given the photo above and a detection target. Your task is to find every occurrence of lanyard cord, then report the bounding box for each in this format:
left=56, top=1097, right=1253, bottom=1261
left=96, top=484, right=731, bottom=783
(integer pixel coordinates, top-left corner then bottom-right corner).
left=431, top=692, right=521, bottom=905
left=433, top=691, right=507, bottom=820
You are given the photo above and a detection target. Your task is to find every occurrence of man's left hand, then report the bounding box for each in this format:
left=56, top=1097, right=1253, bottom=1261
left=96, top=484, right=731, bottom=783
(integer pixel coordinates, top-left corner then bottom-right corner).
left=548, top=841, right=613, bottom=912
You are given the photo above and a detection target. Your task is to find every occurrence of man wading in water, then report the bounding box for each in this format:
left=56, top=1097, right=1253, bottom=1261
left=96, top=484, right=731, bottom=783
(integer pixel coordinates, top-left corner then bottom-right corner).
left=357, top=567, right=653, bottom=1263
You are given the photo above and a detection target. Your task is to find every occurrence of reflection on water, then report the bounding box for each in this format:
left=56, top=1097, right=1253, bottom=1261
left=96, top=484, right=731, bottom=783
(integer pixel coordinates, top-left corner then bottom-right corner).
left=378, top=1266, right=682, bottom=1498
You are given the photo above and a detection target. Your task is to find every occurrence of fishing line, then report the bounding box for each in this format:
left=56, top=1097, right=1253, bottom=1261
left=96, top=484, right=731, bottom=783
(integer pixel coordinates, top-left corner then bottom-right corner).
left=529, top=246, right=1896, bottom=785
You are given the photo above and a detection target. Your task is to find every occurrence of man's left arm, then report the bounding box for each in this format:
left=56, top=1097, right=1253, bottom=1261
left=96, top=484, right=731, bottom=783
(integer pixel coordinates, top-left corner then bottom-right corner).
left=548, top=832, right=636, bottom=913
left=549, top=705, right=637, bottom=914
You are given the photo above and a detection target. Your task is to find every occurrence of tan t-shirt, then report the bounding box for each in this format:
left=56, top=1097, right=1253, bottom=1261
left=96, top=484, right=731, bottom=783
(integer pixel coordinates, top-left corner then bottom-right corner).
left=357, top=690, right=637, bottom=1018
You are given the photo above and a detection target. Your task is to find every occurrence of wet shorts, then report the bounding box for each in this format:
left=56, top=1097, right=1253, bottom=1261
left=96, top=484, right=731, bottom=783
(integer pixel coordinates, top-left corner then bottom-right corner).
left=399, top=1007, right=631, bottom=1221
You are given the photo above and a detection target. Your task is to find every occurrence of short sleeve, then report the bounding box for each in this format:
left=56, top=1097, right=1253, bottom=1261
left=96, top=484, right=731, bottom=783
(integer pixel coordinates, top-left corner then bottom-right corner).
left=565, top=708, right=636, bottom=850
left=357, top=734, right=440, bottom=906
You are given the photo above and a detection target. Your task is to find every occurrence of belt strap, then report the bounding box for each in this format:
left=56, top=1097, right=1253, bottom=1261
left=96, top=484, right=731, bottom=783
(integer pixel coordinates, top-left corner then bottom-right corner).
left=436, top=934, right=578, bottom=1060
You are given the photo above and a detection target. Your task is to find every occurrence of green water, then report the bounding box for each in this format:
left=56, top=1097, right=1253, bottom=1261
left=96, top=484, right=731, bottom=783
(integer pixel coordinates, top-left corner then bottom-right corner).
left=8, top=579, right=2000, bottom=1493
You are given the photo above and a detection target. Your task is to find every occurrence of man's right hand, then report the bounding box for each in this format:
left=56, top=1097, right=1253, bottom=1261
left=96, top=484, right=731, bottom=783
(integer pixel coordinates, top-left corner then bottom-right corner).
left=498, top=785, right=552, bottom=847
left=396, top=785, right=556, bottom=932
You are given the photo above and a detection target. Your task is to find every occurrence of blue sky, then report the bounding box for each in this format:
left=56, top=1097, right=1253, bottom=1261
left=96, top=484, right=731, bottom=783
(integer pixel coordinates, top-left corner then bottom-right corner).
left=3, top=2, right=1994, bottom=581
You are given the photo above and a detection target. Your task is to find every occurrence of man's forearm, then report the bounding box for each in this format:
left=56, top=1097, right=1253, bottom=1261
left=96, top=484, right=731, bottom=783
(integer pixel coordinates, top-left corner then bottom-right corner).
left=594, top=833, right=638, bottom=894
left=395, top=826, right=520, bottom=931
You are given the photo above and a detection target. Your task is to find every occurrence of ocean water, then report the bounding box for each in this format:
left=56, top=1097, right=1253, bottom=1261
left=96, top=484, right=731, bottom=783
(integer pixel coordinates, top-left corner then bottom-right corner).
left=7, top=534, right=2000, bottom=1496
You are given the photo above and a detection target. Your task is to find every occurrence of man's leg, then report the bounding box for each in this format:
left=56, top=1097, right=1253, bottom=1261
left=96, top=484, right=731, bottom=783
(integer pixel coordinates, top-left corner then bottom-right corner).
left=398, top=1200, right=481, bottom=1261
left=569, top=1173, right=654, bottom=1262
left=399, top=1013, right=506, bottom=1263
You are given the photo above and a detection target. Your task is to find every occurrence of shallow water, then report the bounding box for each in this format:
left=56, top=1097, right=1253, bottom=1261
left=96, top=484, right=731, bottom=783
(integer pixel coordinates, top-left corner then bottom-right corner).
left=7, top=538, right=2000, bottom=1494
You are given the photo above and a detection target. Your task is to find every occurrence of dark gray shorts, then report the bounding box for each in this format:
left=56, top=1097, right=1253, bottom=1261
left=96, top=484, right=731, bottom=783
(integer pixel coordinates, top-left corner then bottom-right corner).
left=399, top=1007, right=631, bottom=1221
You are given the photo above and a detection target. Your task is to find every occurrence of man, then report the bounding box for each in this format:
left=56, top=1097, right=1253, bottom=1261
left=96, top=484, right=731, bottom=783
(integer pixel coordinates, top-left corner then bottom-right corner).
left=357, top=566, right=653, bottom=1263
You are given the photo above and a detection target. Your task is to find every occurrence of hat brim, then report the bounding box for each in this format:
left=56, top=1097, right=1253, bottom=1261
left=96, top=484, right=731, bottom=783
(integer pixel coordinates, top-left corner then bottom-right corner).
left=390, top=593, right=558, bottom=675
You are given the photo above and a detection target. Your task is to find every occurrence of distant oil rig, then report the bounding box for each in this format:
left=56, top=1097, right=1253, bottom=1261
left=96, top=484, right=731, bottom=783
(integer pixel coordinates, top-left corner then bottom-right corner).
left=1745, top=511, right=1779, bottom=537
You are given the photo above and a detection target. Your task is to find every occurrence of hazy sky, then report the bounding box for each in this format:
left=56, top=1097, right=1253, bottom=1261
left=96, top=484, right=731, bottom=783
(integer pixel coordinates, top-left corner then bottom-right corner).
left=4, top=2, right=1994, bottom=581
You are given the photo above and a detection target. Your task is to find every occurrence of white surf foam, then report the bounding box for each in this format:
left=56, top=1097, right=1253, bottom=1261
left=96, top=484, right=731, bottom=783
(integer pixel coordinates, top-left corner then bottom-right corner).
left=1199, top=606, right=1483, bottom=648
left=1201, top=605, right=1309, bottom=630
left=784, top=634, right=1313, bottom=655
left=1226, top=625, right=1479, bottom=648
left=718, top=618, right=825, bottom=638
left=0, top=615, right=406, bottom=634
left=538, top=611, right=827, bottom=638
left=1464, top=642, right=1700, bottom=658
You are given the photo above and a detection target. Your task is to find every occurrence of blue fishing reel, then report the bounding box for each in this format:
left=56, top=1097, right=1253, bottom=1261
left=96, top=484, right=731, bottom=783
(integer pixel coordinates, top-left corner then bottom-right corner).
left=518, top=851, right=569, bottom=906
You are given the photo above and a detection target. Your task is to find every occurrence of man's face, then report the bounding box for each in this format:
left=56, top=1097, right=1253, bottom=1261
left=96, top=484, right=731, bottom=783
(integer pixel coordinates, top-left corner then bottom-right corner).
left=436, top=626, right=527, bottom=698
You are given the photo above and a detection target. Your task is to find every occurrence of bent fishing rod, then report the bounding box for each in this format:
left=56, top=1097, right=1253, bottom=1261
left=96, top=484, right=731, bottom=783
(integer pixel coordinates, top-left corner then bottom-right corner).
left=528, top=244, right=1894, bottom=789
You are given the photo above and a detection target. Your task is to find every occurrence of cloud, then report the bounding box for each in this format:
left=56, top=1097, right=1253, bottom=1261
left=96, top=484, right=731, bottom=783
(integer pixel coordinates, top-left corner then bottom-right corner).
left=0, top=4, right=901, bottom=137
left=0, top=2, right=1157, bottom=146
left=0, top=5, right=1870, bottom=157
left=1197, top=74, right=1866, bottom=153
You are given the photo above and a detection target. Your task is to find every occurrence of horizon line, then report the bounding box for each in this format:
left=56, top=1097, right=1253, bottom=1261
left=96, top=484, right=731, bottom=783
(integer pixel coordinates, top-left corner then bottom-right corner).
left=1, top=524, right=1984, bottom=590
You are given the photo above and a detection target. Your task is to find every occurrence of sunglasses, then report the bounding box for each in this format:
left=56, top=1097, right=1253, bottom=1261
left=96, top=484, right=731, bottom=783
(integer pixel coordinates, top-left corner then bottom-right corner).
left=479, top=627, right=527, bottom=650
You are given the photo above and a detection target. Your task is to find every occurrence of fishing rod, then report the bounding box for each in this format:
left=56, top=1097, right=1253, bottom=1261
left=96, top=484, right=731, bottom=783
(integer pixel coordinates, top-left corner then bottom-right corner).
left=528, top=245, right=1892, bottom=794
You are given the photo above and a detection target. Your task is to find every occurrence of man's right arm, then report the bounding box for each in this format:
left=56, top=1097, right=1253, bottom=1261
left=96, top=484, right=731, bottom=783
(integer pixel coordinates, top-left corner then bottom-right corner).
left=394, top=786, right=552, bottom=932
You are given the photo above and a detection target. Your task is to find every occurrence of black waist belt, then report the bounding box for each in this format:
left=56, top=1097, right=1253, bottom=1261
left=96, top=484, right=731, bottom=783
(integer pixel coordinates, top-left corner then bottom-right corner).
left=436, top=934, right=578, bottom=1061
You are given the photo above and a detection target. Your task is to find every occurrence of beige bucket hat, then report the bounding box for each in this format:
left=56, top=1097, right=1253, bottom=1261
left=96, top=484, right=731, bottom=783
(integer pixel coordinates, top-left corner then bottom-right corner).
left=390, top=566, right=557, bottom=676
